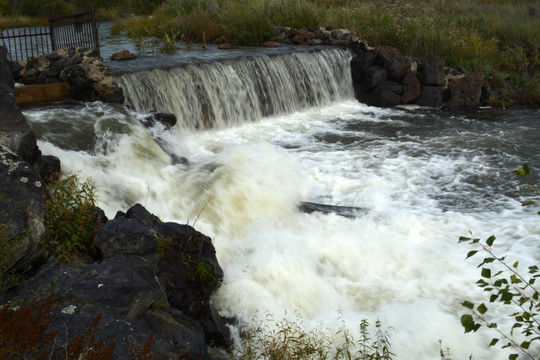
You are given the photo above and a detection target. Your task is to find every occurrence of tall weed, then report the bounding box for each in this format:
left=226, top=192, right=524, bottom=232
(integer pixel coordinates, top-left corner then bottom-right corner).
left=233, top=311, right=394, bottom=360
left=44, top=173, right=101, bottom=263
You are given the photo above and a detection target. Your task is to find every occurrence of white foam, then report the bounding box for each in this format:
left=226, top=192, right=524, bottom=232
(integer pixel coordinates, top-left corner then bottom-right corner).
left=23, top=100, right=540, bottom=360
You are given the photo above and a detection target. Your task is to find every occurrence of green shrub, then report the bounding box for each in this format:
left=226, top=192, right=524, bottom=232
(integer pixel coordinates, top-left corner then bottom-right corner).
left=44, top=172, right=101, bottom=263
left=460, top=164, right=540, bottom=360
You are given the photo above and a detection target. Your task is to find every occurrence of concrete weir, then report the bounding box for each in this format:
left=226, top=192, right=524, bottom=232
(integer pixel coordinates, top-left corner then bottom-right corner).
left=15, top=82, right=70, bottom=106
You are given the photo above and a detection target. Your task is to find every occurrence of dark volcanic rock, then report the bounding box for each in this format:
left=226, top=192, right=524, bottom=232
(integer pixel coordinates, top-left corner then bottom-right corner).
left=0, top=146, right=46, bottom=274
left=94, top=217, right=158, bottom=259
left=34, top=153, right=61, bottom=180
left=0, top=46, right=14, bottom=94
left=361, top=65, right=387, bottom=92
left=420, top=55, right=445, bottom=86
left=0, top=50, right=37, bottom=162
left=443, top=73, right=485, bottom=109
left=142, top=112, right=177, bottom=130
left=418, top=85, right=443, bottom=107
left=350, top=51, right=377, bottom=83
left=375, top=45, right=409, bottom=80
left=401, top=71, right=421, bottom=104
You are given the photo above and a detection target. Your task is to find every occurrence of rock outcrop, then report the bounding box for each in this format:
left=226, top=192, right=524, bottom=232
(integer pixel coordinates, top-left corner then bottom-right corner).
left=350, top=46, right=489, bottom=109
left=270, top=28, right=490, bottom=109
left=0, top=46, right=37, bottom=162
left=0, top=145, right=46, bottom=276
left=11, top=47, right=124, bottom=104
left=1, top=47, right=229, bottom=358
left=3, top=199, right=229, bottom=359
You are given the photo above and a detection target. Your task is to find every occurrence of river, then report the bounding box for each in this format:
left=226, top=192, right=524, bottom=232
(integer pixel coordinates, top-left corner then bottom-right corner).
left=20, top=26, right=540, bottom=359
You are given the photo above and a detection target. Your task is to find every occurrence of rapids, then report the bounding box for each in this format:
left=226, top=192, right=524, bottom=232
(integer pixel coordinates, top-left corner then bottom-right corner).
left=22, top=45, right=540, bottom=359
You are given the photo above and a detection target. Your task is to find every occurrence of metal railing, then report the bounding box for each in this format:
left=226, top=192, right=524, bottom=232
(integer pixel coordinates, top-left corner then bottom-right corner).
left=0, top=27, right=53, bottom=62
left=49, top=7, right=99, bottom=56
left=0, top=7, right=99, bottom=62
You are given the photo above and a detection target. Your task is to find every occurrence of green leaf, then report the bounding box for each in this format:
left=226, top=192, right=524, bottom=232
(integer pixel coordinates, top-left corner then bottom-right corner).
left=461, top=314, right=479, bottom=333
left=510, top=274, right=522, bottom=284
left=462, top=301, right=474, bottom=309
left=466, top=250, right=478, bottom=259
left=459, top=236, right=471, bottom=243
left=486, top=235, right=496, bottom=247
left=489, top=338, right=499, bottom=346
left=501, top=292, right=514, bottom=303
left=521, top=200, right=536, bottom=207
left=481, top=268, right=492, bottom=279
left=508, top=354, right=518, bottom=360
left=512, top=261, right=519, bottom=269
left=477, top=303, right=488, bottom=315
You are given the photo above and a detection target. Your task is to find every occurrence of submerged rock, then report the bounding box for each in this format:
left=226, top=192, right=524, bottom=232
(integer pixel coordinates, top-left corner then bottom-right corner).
left=111, top=49, right=136, bottom=60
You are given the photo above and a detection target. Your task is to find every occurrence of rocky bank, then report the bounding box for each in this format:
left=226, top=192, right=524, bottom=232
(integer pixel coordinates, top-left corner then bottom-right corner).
left=0, top=45, right=229, bottom=359
left=273, top=26, right=490, bottom=109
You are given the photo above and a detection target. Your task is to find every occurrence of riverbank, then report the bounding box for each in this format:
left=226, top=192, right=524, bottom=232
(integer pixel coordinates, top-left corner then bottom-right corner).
left=109, top=0, right=540, bottom=106
left=3, top=0, right=539, bottom=106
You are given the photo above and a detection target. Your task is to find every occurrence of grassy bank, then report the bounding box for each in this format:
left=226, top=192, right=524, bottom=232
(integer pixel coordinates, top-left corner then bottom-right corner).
left=110, top=0, right=540, bottom=106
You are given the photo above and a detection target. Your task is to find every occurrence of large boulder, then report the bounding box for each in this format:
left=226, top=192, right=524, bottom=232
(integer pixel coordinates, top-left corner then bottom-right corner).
left=0, top=90, right=37, bottom=162
left=443, top=73, right=484, bottom=109
left=94, top=217, right=158, bottom=259
left=420, top=55, right=445, bottom=86
left=0, top=146, right=46, bottom=276
left=0, top=46, right=14, bottom=94
left=401, top=71, right=421, bottom=104
left=418, top=85, right=443, bottom=107
left=0, top=47, right=37, bottom=162
left=360, top=65, right=387, bottom=92
left=5, top=203, right=229, bottom=359
left=350, top=51, right=377, bottom=84
left=375, top=46, right=410, bottom=80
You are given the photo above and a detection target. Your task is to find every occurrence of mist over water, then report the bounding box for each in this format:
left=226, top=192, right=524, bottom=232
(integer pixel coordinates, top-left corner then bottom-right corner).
left=23, top=47, right=540, bottom=360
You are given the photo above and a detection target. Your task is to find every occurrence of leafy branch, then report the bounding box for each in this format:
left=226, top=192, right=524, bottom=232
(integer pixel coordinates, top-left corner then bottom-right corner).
left=459, top=164, right=540, bottom=360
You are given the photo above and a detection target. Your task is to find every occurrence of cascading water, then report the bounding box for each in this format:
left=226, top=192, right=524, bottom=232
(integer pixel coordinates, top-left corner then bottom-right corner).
left=23, top=45, right=540, bottom=360
left=114, top=48, right=354, bottom=129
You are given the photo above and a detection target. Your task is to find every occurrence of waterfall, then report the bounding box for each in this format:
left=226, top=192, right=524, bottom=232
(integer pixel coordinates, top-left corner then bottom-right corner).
left=114, top=48, right=354, bottom=129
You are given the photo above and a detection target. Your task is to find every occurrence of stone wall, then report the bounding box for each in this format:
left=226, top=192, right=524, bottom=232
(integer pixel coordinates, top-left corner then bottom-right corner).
left=275, top=27, right=490, bottom=109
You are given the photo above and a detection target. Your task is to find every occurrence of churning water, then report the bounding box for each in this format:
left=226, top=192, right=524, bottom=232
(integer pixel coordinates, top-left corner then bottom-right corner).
left=23, top=46, right=540, bottom=359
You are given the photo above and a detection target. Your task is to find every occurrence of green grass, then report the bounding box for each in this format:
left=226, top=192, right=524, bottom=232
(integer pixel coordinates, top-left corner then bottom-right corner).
left=0, top=15, right=47, bottom=28
left=110, top=0, right=540, bottom=105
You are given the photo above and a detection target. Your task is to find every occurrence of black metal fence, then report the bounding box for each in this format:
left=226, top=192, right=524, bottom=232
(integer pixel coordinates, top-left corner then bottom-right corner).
left=0, top=26, right=53, bottom=62
left=0, top=7, right=99, bottom=62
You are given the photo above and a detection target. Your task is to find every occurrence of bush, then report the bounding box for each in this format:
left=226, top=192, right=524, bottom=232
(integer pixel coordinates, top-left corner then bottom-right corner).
left=460, top=164, right=540, bottom=360
left=44, top=172, right=102, bottom=263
